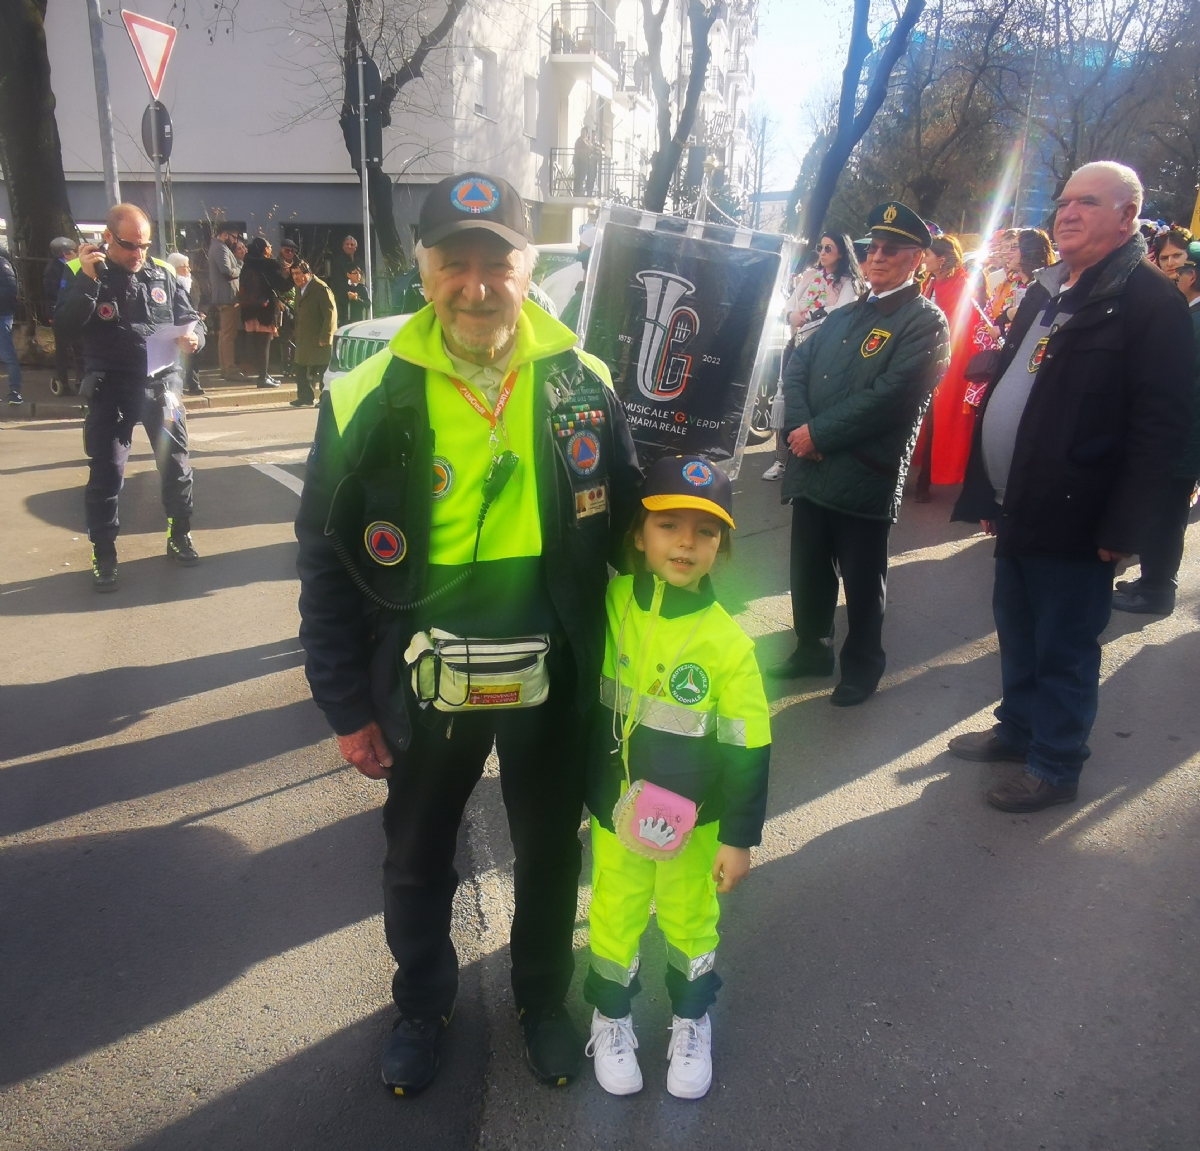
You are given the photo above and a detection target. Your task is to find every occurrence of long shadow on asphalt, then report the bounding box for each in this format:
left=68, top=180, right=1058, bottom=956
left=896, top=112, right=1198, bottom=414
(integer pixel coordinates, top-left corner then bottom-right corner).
left=1, top=638, right=308, bottom=762
left=0, top=698, right=329, bottom=837
left=0, top=540, right=298, bottom=616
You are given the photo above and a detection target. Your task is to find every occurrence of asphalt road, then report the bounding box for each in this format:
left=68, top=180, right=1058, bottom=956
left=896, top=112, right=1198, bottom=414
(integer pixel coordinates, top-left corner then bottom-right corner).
left=1, top=406, right=1197, bottom=1151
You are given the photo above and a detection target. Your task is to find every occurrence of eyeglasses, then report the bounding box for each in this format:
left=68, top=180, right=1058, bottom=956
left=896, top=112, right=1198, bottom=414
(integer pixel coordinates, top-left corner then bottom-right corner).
left=865, top=241, right=920, bottom=259
left=111, top=235, right=153, bottom=252
left=816, top=244, right=837, bottom=254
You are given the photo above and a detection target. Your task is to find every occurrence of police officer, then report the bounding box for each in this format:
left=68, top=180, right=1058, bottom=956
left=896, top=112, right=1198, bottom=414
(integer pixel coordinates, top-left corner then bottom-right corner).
left=296, top=172, right=641, bottom=1095
left=56, top=203, right=202, bottom=591
left=770, top=201, right=950, bottom=704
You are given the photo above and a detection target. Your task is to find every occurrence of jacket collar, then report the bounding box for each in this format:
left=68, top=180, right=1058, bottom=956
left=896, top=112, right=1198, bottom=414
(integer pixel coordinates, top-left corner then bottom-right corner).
left=1034, top=233, right=1148, bottom=305
left=632, top=569, right=716, bottom=618
left=387, top=298, right=579, bottom=378
left=862, top=281, right=923, bottom=316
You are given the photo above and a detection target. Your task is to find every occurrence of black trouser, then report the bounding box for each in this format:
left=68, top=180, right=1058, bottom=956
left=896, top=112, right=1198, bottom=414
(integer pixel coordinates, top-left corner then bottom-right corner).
left=84, top=373, right=193, bottom=546
left=381, top=646, right=585, bottom=1020
left=789, top=497, right=891, bottom=689
left=295, top=365, right=323, bottom=405
left=246, top=331, right=273, bottom=382
left=1137, top=475, right=1196, bottom=593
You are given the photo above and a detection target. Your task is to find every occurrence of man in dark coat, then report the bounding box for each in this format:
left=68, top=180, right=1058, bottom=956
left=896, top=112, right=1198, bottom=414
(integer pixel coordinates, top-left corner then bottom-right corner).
left=949, top=161, right=1194, bottom=812
left=771, top=201, right=950, bottom=706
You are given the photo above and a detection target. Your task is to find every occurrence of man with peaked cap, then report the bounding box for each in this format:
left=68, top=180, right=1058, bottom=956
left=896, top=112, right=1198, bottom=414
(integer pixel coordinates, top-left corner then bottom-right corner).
left=295, top=172, right=641, bottom=1094
left=769, top=201, right=950, bottom=705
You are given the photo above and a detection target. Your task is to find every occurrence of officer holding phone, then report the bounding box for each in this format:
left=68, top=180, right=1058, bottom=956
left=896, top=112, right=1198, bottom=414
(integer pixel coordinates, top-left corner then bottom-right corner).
left=56, top=203, right=202, bottom=591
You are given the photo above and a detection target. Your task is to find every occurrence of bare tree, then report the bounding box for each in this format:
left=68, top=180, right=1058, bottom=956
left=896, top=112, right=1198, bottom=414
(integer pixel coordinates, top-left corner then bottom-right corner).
left=641, top=0, right=722, bottom=213
left=0, top=0, right=76, bottom=295
left=785, top=0, right=926, bottom=239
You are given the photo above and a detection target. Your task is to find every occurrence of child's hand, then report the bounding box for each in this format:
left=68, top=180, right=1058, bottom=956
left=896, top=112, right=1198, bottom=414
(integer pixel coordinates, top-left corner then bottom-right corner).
left=712, top=845, right=751, bottom=893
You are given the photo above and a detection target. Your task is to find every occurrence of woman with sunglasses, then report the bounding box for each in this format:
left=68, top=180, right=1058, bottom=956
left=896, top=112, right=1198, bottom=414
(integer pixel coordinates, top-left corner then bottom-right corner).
left=764, top=234, right=865, bottom=480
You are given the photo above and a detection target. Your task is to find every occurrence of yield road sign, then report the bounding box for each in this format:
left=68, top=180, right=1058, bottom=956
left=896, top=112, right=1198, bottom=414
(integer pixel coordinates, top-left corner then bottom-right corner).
left=121, top=10, right=177, bottom=100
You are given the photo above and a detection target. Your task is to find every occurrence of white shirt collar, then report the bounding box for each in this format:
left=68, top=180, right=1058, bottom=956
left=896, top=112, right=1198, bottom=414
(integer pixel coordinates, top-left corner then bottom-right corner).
left=870, top=278, right=915, bottom=301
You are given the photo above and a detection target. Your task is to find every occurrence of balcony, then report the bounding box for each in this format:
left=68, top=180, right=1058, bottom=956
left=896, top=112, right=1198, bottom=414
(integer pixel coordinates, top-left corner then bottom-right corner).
left=615, top=49, right=652, bottom=105
left=546, top=3, right=620, bottom=94
left=547, top=147, right=646, bottom=206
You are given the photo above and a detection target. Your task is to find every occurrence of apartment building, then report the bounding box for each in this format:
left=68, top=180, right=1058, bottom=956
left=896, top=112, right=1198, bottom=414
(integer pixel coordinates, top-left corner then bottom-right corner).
left=16, top=0, right=755, bottom=260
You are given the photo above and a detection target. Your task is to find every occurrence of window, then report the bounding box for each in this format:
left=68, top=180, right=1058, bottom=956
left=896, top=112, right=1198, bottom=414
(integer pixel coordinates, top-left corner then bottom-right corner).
left=473, top=48, right=496, bottom=119
left=523, top=75, right=538, bottom=138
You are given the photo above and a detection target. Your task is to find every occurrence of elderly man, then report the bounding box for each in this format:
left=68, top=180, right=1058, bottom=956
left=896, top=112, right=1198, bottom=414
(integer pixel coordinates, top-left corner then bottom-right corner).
left=296, top=173, right=640, bottom=1094
left=950, top=162, right=1194, bottom=812
left=770, top=202, right=950, bottom=706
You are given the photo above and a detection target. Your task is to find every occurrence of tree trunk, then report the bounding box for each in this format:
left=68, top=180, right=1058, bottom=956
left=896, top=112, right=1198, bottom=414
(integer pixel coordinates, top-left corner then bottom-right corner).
left=643, top=0, right=718, bottom=213
left=0, top=0, right=76, bottom=305
left=795, top=0, right=926, bottom=241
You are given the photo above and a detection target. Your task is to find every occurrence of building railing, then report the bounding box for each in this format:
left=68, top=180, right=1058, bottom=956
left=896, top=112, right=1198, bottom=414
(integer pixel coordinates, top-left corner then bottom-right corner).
left=548, top=147, right=647, bottom=205
left=616, top=49, right=651, bottom=97
left=547, top=3, right=620, bottom=71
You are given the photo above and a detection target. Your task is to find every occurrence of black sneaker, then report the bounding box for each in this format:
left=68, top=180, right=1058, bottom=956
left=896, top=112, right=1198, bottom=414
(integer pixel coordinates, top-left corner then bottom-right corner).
left=92, top=546, right=118, bottom=592
left=7, top=394, right=23, bottom=406
left=166, top=524, right=200, bottom=565
left=520, top=1005, right=582, bottom=1086
left=381, top=1013, right=449, bottom=1096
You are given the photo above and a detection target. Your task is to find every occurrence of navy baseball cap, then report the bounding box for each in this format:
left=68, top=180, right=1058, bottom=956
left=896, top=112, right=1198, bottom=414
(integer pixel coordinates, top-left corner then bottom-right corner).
left=640, top=455, right=736, bottom=530
left=418, top=172, right=533, bottom=251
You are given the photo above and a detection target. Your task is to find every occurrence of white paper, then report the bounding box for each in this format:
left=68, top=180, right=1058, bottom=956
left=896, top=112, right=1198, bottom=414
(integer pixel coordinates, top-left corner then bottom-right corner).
left=145, top=321, right=196, bottom=377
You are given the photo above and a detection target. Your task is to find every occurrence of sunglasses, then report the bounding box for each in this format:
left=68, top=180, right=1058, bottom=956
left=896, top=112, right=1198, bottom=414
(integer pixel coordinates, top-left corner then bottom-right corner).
left=816, top=244, right=837, bottom=254
left=865, top=241, right=920, bottom=259
left=111, top=235, right=153, bottom=252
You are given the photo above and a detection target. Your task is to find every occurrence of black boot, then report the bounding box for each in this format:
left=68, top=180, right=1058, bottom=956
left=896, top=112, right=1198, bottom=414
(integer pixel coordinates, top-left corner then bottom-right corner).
left=381, top=1013, right=450, bottom=1096
left=520, top=1005, right=582, bottom=1086
left=91, top=543, right=118, bottom=592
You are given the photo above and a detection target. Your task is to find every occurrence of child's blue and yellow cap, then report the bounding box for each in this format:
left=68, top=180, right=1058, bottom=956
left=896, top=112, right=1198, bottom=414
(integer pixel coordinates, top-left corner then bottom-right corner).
left=639, top=454, right=736, bottom=530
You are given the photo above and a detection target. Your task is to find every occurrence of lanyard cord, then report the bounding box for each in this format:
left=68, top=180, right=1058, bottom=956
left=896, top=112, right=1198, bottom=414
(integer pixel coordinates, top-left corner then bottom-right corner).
left=611, top=580, right=714, bottom=789
left=452, top=371, right=517, bottom=456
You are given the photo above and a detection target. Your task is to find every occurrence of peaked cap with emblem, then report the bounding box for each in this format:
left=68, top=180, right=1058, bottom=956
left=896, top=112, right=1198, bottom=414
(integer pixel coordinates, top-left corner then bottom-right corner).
left=867, top=201, right=933, bottom=249
left=418, top=171, right=533, bottom=251
left=640, top=454, right=736, bottom=530
left=1181, top=240, right=1200, bottom=270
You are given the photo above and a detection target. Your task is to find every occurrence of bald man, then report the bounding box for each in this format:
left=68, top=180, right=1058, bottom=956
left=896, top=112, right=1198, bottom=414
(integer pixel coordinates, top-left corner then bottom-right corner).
left=56, top=203, right=203, bottom=591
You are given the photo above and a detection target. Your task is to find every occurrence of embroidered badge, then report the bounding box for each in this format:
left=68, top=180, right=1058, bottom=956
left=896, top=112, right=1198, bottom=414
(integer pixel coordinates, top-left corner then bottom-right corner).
left=97, top=302, right=117, bottom=321
left=451, top=177, right=500, bottom=215
left=1028, top=337, right=1049, bottom=373
left=150, top=285, right=168, bottom=305
left=669, top=662, right=710, bottom=706
left=432, top=456, right=454, bottom=500
left=861, top=329, right=891, bottom=357
left=682, top=459, right=714, bottom=487
left=883, top=204, right=898, bottom=224
left=567, top=430, right=601, bottom=475
left=575, top=484, right=608, bottom=520
left=364, top=521, right=407, bottom=566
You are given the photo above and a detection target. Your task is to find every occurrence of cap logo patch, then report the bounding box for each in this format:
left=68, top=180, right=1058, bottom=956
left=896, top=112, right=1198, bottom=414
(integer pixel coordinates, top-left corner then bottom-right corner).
left=682, top=460, right=714, bottom=487
left=150, top=285, right=168, bottom=304
left=432, top=456, right=454, bottom=500
left=97, top=302, right=117, bottom=321
left=861, top=329, right=891, bottom=357
left=883, top=204, right=898, bottom=224
left=567, top=430, right=601, bottom=475
left=364, top=521, right=407, bottom=566
left=451, top=178, right=500, bottom=215
left=669, top=662, right=709, bottom=706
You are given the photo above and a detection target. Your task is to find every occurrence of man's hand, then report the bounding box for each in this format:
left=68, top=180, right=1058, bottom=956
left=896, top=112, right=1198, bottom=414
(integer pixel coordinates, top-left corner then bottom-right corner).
left=982, top=520, right=997, bottom=536
left=78, top=243, right=106, bottom=282
left=787, top=424, right=823, bottom=461
left=1098, top=549, right=1129, bottom=563
left=176, top=333, right=199, bottom=353
left=712, top=845, right=751, bottom=893
left=336, top=720, right=394, bottom=780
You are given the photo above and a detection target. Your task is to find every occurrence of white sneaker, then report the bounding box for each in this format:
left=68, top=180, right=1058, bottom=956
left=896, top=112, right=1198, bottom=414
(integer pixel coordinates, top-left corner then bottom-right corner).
left=762, top=460, right=786, bottom=481
left=666, top=1013, right=712, bottom=1099
left=585, top=1009, right=642, bottom=1095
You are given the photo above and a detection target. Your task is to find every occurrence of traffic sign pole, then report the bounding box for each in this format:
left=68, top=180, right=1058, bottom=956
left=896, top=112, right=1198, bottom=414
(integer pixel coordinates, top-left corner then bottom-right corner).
left=357, top=51, right=374, bottom=320
left=150, top=101, right=166, bottom=257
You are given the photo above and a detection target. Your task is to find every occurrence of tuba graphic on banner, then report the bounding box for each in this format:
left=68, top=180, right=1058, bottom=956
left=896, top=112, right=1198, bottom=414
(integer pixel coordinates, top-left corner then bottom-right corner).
left=578, top=205, right=792, bottom=478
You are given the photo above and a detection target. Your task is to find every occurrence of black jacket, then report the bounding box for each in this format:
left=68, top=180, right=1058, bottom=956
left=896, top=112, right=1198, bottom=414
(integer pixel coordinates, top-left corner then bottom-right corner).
left=953, top=236, right=1194, bottom=559
left=238, top=256, right=289, bottom=327
left=295, top=348, right=642, bottom=747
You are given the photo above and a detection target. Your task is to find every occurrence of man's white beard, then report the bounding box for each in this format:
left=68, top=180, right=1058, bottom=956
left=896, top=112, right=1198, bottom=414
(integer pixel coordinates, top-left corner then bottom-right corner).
left=446, top=315, right=518, bottom=357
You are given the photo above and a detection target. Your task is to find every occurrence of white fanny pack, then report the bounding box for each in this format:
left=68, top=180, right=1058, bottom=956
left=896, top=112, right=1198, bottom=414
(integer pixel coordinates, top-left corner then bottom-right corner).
left=404, top=629, right=551, bottom=711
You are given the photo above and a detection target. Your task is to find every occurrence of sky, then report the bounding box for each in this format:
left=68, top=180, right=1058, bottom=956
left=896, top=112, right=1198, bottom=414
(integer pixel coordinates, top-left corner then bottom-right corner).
left=751, top=0, right=855, bottom=191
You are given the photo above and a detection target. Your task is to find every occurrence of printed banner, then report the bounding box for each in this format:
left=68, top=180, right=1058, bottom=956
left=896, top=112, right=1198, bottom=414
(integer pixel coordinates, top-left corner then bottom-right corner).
left=578, top=206, right=791, bottom=477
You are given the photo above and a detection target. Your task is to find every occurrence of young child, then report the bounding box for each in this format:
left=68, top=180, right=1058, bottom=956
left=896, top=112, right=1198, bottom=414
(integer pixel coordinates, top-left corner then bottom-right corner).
left=584, top=453, right=771, bottom=1099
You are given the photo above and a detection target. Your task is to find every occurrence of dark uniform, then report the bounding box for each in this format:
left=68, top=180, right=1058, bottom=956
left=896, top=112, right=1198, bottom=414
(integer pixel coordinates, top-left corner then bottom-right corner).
left=296, top=173, right=641, bottom=1093
left=776, top=202, right=950, bottom=703
left=56, top=254, right=202, bottom=566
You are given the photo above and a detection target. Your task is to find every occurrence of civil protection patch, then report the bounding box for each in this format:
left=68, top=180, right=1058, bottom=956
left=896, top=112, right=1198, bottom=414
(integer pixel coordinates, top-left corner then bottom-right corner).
left=451, top=178, right=500, bottom=215
left=364, top=521, right=407, bottom=565
left=567, top=430, right=601, bottom=475
left=669, top=662, right=709, bottom=705
left=861, top=329, right=891, bottom=357
left=682, top=459, right=714, bottom=487
left=150, top=285, right=168, bottom=304
left=97, top=302, right=117, bottom=321
left=432, top=456, right=454, bottom=500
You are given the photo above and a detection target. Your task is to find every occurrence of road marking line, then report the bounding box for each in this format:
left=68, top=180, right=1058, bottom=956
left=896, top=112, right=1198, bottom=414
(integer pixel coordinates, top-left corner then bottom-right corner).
left=248, top=460, right=304, bottom=496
